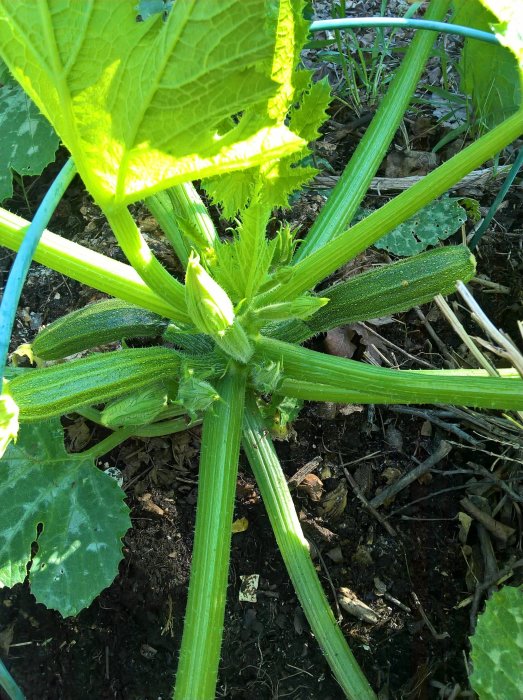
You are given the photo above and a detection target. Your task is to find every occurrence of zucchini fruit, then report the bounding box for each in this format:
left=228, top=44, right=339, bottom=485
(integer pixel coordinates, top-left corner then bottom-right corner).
left=266, top=246, right=475, bottom=343
left=32, top=299, right=169, bottom=360
left=9, top=348, right=181, bottom=421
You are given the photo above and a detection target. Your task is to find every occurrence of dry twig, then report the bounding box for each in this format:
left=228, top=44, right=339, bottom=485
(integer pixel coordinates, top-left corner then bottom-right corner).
left=343, top=467, right=397, bottom=537
left=369, top=441, right=452, bottom=509
left=460, top=497, right=515, bottom=542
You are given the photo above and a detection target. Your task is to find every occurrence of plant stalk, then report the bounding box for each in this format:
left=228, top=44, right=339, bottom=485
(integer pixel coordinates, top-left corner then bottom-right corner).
left=243, top=395, right=377, bottom=700
left=145, top=183, right=217, bottom=268
left=257, top=336, right=523, bottom=410
left=144, top=190, right=191, bottom=267
left=174, top=365, right=247, bottom=700
left=296, top=0, right=450, bottom=261
left=259, top=108, right=523, bottom=305
left=0, top=208, right=182, bottom=320
left=78, top=417, right=197, bottom=461
left=103, top=206, right=189, bottom=322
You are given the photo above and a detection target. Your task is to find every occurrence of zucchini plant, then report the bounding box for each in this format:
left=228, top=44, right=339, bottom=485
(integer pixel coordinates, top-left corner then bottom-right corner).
left=0, top=1, right=522, bottom=699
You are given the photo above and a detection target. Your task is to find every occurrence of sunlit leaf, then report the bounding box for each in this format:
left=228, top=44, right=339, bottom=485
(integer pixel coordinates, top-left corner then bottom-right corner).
left=0, top=1, right=305, bottom=207
left=453, top=0, right=522, bottom=128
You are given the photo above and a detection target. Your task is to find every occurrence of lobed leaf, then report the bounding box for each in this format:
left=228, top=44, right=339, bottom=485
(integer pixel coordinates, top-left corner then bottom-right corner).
left=374, top=197, right=467, bottom=256
left=454, top=0, right=521, bottom=129
left=0, top=81, right=58, bottom=202
left=0, top=419, right=130, bottom=616
left=0, top=0, right=305, bottom=207
left=203, top=2, right=331, bottom=216
left=479, top=0, right=523, bottom=69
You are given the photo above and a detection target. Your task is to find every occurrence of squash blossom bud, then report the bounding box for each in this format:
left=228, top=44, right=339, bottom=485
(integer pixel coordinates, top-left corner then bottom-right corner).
left=255, top=295, right=329, bottom=322
left=185, top=253, right=253, bottom=363
left=0, top=383, right=19, bottom=458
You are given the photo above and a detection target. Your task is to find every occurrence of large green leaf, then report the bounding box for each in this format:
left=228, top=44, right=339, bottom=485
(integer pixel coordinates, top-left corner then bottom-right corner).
left=454, top=1, right=520, bottom=128
left=470, top=586, right=523, bottom=699
left=479, top=0, right=523, bottom=68
left=0, top=419, right=130, bottom=616
left=0, top=1, right=305, bottom=207
left=203, top=1, right=331, bottom=217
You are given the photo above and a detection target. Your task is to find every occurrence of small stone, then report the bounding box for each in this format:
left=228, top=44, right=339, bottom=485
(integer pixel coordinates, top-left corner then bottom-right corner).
left=326, top=546, right=343, bottom=564
left=140, top=644, right=157, bottom=659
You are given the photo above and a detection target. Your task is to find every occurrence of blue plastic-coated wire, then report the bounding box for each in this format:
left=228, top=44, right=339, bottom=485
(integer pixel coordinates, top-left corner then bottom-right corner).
left=469, top=149, right=523, bottom=250
left=0, top=158, right=76, bottom=379
left=0, top=657, right=25, bottom=700
left=309, top=17, right=500, bottom=46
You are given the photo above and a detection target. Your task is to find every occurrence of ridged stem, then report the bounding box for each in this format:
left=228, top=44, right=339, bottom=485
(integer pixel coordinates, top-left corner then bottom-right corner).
left=243, top=394, right=376, bottom=700
left=144, top=190, right=191, bottom=267
left=0, top=208, right=182, bottom=320
left=174, top=365, right=247, bottom=700
left=145, top=183, right=217, bottom=268
left=0, top=158, right=76, bottom=376
left=81, top=417, right=200, bottom=460
left=103, top=206, right=189, bottom=322
left=258, top=107, right=523, bottom=305
left=257, top=337, right=523, bottom=410
left=295, top=0, right=450, bottom=261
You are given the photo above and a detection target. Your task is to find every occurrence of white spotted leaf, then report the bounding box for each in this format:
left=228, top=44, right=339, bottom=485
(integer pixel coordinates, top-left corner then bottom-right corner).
left=374, top=197, right=467, bottom=256
left=470, top=586, right=523, bottom=700
left=0, top=82, right=58, bottom=203
left=0, top=419, right=130, bottom=617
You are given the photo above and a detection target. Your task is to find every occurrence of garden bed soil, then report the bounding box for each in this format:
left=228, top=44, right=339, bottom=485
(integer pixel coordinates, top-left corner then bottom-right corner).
left=2, top=160, right=522, bottom=700
left=1, top=4, right=523, bottom=698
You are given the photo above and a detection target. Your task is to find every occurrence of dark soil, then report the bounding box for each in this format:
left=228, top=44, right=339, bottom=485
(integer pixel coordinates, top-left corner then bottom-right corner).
left=1, top=7, right=523, bottom=700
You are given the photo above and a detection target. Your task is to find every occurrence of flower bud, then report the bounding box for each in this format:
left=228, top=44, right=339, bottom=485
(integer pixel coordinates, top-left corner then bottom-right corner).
left=255, top=295, right=329, bottom=322
left=185, top=253, right=235, bottom=336
left=185, top=253, right=253, bottom=363
left=0, top=383, right=19, bottom=458
left=101, top=384, right=168, bottom=428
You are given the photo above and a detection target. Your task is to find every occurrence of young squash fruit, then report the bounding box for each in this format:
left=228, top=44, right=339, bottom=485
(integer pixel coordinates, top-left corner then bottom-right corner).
left=31, top=299, right=169, bottom=360
left=267, top=245, right=476, bottom=342
left=9, top=348, right=181, bottom=421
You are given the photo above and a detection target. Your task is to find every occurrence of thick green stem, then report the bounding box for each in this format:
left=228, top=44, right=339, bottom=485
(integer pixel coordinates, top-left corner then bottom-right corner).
left=174, top=365, right=247, bottom=700
left=169, top=182, right=217, bottom=251
left=76, top=406, right=197, bottom=439
left=257, top=337, right=523, bottom=410
left=104, top=206, right=189, bottom=322
left=81, top=426, right=136, bottom=460
left=295, top=0, right=450, bottom=261
left=131, top=417, right=201, bottom=437
left=243, top=395, right=376, bottom=700
left=80, top=418, right=196, bottom=460
left=145, top=190, right=191, bottom=267
left=145, top=183, right=217, bottom=268
left=258, top=108, right=523, bottom=305
left=0, top=208, right=183, bottom=320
